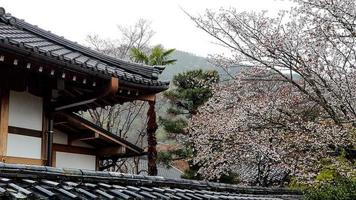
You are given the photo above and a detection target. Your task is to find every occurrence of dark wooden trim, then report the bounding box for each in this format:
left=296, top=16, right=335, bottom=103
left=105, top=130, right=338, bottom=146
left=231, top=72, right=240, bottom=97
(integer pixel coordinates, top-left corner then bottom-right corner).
left=52, top=149, right=56, bottom=167
left=0, top=156, right=44, bottom=165
left=8, top=126, right=42, bottom=137
left=115, top=93, right=156, bottom=102
left=41, top=109, right=48, bottom=163
left=46, top=113, right=54, bottom=166
left=95, top=156, right=99, bottom=171
left=53, top=143, right=96, bottom=155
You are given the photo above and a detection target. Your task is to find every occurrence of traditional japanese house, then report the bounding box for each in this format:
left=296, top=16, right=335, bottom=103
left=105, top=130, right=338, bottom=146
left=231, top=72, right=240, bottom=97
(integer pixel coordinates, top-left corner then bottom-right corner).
left=0, top=7, right=168, bottom=174
left=0, top=7, right=305, bottom=199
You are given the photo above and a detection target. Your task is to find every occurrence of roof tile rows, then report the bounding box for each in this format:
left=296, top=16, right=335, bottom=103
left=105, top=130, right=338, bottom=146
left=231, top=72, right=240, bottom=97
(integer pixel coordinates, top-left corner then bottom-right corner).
left=0, top=163, right=302, bottom=200
left=0, top=9, right=169, bottom=90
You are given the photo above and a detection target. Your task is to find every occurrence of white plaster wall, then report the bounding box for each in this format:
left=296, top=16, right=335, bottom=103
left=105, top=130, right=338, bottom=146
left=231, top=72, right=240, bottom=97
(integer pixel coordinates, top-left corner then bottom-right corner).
left=6, top=133, right=42, bottom=159
left=9, top=91, right=43, bottom=131
left=55, top=152, right=96, bottom=170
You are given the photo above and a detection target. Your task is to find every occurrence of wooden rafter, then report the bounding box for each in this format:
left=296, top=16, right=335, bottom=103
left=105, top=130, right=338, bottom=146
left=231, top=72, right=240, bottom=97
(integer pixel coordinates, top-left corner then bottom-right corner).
left=54, top=77, right=119, bottom=111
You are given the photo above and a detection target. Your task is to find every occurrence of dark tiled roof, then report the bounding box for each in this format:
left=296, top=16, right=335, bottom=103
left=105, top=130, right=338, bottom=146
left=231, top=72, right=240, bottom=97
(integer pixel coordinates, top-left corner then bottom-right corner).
left=0, top=8, right=169, bottom=90
left=0, top=163, right=302, bottom=199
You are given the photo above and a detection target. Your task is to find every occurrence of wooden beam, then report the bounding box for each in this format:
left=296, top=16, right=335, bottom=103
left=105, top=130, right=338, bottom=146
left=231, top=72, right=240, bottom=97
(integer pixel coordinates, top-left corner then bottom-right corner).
left=75, top=121, right=141, bottom=154
left=136, top=94, right=156, bottom=102
left=115, top=94, right=156, bottom=102
left=8, top=126, right=42, bottom=137
left=53, top=143, right=96, bottom=155
left=58, top=112, right=144, bottom=154
left=110, top=77, right=119, bottom=94
left=97, top=146, right=126, bottom=157
left=68, top=132, right=98, bottom=145
left=0, top=156, right=44, bottom=165
left=0, top=88, right=9, bottom=156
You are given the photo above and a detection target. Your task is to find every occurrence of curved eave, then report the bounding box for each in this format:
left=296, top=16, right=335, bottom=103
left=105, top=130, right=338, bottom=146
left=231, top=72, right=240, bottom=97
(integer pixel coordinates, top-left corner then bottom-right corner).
left=0, top=42, right=170, bottom=93
left=119, top=79, right=170, bottom=94
left=17, top=19, right=162, bottom=79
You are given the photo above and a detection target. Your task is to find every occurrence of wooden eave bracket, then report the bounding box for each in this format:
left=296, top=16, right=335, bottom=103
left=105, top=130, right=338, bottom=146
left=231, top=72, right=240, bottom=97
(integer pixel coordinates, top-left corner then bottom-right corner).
left=97, top=146, right=126, bottom=157
left=54, top=77, right=119, bottom=111
left=136, top=94, right=156, bottom=102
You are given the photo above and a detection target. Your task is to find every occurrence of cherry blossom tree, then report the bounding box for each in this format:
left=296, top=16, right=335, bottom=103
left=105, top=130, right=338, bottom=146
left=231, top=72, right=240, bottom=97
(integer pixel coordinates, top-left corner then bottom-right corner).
left=186, top=0, right=356, bottom=184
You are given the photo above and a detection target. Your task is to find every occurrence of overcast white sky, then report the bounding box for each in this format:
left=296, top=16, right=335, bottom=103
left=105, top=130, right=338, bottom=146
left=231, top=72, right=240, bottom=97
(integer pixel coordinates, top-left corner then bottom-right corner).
left=2, top=0, right=292, bottom=57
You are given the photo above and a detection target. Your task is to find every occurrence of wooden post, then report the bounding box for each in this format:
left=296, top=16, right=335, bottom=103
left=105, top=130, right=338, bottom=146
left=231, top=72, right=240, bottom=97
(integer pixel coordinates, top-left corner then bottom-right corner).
left=46, top=113, right=54, bottom=166
left=147, top=101, right=158, bottom=176
left=0, top=83, right=9, bottom=158
left=0, top=68, right=9, bottom=158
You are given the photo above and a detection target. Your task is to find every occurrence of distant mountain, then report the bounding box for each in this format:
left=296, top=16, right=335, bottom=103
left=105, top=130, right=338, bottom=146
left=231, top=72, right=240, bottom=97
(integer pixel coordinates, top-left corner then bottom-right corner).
left=159, top=50, right=215, bottom=81
left=159, top=50, right=241, bottom=82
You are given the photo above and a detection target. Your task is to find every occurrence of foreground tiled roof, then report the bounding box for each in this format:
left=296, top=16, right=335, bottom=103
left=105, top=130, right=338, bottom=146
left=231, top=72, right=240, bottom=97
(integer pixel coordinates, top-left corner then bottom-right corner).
left=0, top=7, right=169, bottom=91
left=0, top=163, right=302, bottom=199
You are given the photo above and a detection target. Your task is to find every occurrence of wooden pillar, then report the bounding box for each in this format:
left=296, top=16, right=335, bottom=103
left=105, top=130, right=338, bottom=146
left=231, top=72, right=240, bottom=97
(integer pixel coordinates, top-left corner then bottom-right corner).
left=46, top=113, right=54, bottom=166
left=147, top=101, right=158, bottom=176
left=0, top=88, right=9, bottom=157
left=0, top=68, right=9, bottom=159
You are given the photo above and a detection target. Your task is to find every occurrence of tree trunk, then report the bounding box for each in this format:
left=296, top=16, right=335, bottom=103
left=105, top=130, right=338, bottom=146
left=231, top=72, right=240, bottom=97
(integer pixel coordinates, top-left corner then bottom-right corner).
left=147, top=101, right=158, bottom=176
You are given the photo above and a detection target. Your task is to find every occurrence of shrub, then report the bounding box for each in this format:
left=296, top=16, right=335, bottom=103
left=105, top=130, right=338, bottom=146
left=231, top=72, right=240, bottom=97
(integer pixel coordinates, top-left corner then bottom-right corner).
left=304, top=177, right=356, bottom=200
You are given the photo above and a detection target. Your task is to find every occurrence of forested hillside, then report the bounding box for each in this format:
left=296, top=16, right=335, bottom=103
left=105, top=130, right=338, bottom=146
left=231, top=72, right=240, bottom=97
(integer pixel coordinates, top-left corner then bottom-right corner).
left=159, top=50, right=214, bottom=81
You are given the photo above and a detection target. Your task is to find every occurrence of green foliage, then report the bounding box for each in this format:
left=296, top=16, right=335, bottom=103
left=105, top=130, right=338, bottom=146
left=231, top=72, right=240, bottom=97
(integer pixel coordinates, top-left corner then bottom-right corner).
left=288, top=177, right=309, bottom=190
left=164, top=69, right=219, bottom=114
left=159, top=69, right=219, bottom=139
left=159, top=69, right=219, bottom=181
left=181, top=163, right=240, bottom=184
left=172, top=69, right=219, bottom=89
left=130, top=48, right=149, bottom=64
left=130, top=45, right=177, bottom=66
left=301, top=151, right=356, bottom=200
left=316, top=151, right=356, bottom=183
left=157, top=151, right=173, bottom=168
left=174, top=148, right=194, bottom=158
left=166, top=107, right=182, bottom=115
left=181, top=168, right=202, bottom=180
left=316, top=168, right=339, bottom=182
left=218, top=173, right=240, bottom=184
left=304, top=177, right=356, bottom=200
left=181, top=161, right=202, bottom=180
left=159, top=117, right=187, bottom=134
left=157, top=148, right=195, bottom=169
left=156, top=127, right=169, bottom=142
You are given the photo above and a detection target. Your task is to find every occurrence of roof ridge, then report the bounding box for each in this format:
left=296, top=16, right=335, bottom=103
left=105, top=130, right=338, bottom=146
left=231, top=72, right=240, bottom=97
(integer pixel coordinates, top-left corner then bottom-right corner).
left=0, top=7, right=163, bottom=79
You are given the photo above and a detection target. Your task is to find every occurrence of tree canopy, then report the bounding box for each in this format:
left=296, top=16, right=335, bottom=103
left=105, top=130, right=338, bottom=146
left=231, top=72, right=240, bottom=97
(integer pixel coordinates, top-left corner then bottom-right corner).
left=186, top=0, right=356, bottom=185
left=131, top=45, right=177, bottom=66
